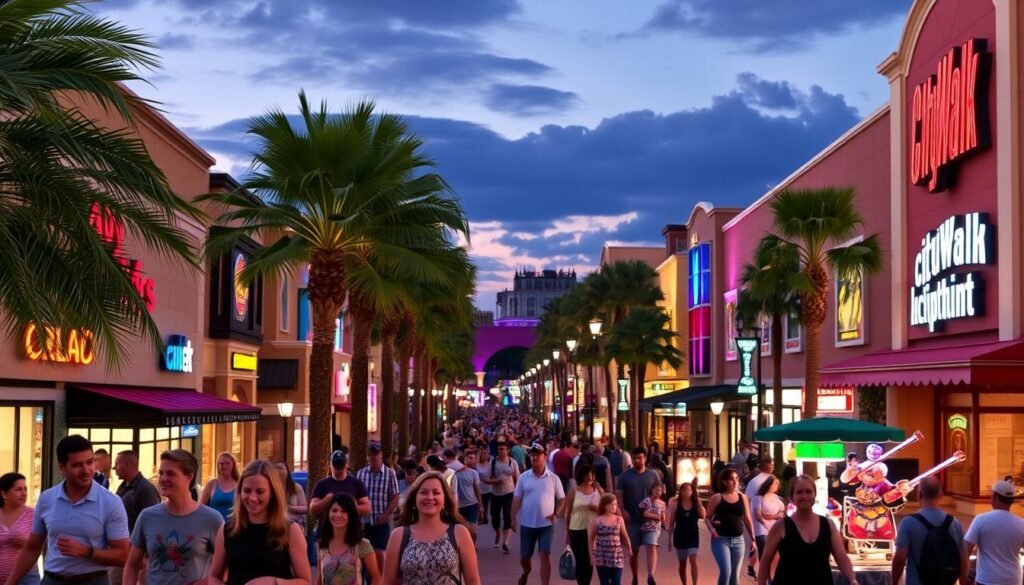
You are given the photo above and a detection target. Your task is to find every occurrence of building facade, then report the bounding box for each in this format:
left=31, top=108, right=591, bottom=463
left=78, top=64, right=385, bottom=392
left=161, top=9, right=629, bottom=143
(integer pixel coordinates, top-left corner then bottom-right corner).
left=495, top=269, right=577, bottom=324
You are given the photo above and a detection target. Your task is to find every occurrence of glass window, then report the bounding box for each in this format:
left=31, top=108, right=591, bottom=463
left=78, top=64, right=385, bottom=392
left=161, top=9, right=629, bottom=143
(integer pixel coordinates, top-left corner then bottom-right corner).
left=688, top=242, right=712, bottom=376
left=293, top=416, right=309, bottom=471
left=979, top=413, right=1024, bottom=492
left=91, top=428, right=110, bottom=443
left=139, top=428, right=154, bottom=442
left=113, top=428, right=133, bottom=442
left=0, top=408, right=16, bottom=477
left=784, top=307, right=802, bottom=353
left=156, top=428, right=170, bottom=441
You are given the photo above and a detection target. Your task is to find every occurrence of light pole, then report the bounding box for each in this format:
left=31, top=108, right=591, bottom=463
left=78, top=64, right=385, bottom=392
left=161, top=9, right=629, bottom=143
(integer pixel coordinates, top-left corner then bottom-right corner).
left=565, top=338, right=578, bottom=435
left=277, top=402, right=293, bottom=466
left=617, top=377, right=629, bottom=444
left=710, top=401, right=725, bottom=462
left=588, top=318, right=603, bottom=440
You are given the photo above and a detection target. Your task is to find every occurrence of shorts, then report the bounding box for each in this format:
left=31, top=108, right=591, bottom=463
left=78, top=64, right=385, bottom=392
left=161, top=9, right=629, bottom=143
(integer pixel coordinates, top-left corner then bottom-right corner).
left=674, top=548, right=700, bottom=560
left=520, top=525, right=554, bottom=559
left=459, top=505, right=479, bottom=524
left=363, top=523, right=391, bottom=550
left=625, top=521, right=643, bottom=552
left=641, top=529, right=661, bottom=546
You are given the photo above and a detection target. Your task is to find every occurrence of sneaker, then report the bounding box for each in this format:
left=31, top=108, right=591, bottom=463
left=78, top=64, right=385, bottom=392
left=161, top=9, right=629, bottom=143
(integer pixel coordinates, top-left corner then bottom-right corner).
left=647, top=576, right=656, bottom=585
left=503, top=543, right=511, bottom=554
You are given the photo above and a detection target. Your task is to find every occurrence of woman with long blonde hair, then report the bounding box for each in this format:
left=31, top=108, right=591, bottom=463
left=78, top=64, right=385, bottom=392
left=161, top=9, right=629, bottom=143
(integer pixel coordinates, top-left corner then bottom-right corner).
left=209, top=460, right=311, bottom=585
left=382, top=471, right=479, bottom=585
left=202, top=452, right=240, bottom=521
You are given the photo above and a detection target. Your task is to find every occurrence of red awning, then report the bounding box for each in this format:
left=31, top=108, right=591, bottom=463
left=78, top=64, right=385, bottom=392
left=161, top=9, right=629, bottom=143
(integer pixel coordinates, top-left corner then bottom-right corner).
left=819, top=339, right=1024, bottom=388
left=68, top=384, right=262, bottom=427
left=334, top=402, right=352, bottom=413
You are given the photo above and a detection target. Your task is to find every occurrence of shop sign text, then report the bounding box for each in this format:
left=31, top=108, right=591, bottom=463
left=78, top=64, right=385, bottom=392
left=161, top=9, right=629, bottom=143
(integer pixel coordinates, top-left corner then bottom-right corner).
left=23, top=323, right=95, bottom=365
left=910, top=38, right=991, bottom=193
left=736, top=337, right=758, bottom=395
left=231, top=352, right=257, bottom=371
left=162, top=335, right=194, bottom=373
left=910, top=212, right=992, bottom=332
left=816, top=388, right=854, bottom=414
left=89, top=203, right=156, bottom=311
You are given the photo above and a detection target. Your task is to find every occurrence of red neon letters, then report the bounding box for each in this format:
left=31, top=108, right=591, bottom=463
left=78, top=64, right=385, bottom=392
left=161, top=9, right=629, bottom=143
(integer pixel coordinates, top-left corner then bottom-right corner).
left=88, top=202, right=156, bottom=311
left=909, top=38, right=991, bottom=193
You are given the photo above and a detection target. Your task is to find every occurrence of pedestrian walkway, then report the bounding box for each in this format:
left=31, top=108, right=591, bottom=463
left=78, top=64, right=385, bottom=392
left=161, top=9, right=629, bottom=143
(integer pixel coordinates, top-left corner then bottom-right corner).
left=470, top=517, right=725, bottom=585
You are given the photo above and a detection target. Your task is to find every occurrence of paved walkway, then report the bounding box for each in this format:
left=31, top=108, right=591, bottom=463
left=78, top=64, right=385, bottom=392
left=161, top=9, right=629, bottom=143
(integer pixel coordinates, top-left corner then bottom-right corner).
left=468, top=518, right=728, bottom=585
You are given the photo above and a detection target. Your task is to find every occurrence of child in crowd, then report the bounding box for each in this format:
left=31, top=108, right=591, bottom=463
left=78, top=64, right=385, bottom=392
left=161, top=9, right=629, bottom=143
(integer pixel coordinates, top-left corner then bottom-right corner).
left=589, top=494, right=631, bottom=585
left=637, top=483, right=667, bottom=585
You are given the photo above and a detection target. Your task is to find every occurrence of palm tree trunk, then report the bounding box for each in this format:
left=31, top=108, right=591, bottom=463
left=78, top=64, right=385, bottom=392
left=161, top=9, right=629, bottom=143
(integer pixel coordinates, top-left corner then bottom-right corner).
left=380, top=316, right=399, bottom=458
left=308, top=302, right=339, bottom=494
left=397, top=327, right=413, bottom=456
left=586, top=364, right=595, bottom=438
left=802, top=265, right=828, bottom=419
left=349, top=295, right=375, bottom=471
left=771, top=312, right=785, bottom=464
left=634, top=363, right=645, bottom=448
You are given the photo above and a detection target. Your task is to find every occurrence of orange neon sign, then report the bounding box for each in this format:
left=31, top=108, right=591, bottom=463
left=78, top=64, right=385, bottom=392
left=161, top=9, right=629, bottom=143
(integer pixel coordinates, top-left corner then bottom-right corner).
left=23, top=323, right=95, bottom=365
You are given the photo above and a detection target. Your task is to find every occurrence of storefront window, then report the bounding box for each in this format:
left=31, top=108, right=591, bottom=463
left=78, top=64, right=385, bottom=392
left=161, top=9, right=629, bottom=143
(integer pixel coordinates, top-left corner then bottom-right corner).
left=0, top=403, right=51, bottom=505
left=978, top=412, right=1024, bottom=492
left=68, top=427, right=194, bottom=491
left=292, top=415, right=309, bottom=471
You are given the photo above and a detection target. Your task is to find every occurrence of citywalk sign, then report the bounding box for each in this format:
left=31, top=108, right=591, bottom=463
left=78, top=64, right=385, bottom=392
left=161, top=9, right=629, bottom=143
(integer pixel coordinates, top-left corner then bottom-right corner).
left=910, top=212, right=993, bottom=332
left=736, top=337, right=758, bottom=395
left=909, top=38, right=991, bottom=193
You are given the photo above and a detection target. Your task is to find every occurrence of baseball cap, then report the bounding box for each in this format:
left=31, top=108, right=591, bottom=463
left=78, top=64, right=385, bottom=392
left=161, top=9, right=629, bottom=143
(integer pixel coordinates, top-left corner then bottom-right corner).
left=993, top=480, right=1016, bottom=498
left=331, top=450, right=347, bottom=468
left=529, top=443, right=547, bottom=455
left=367, top=442, right=382, bottom=454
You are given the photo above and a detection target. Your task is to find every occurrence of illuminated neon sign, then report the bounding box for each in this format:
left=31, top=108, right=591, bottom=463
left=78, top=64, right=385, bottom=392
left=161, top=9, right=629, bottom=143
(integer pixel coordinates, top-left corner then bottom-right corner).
left=233, top=253, right=250, bottom=322
left=947, top=413, right=968, bottom=430
left=735, top=337, right=758, bottom=395
left=162, top=334, right=194, bottom=373
left=688, top=242, right=711, bottom=376
left=23, top=323, right=94, bottom=365
left=909, top=38, right=991, bottom=193
left=89, top=203, right=156, bottom=311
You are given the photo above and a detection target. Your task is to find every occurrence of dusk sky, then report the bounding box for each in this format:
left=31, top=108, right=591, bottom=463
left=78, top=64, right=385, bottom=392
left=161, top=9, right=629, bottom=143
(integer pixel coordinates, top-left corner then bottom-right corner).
left=98, top=0, right=912, bottom=310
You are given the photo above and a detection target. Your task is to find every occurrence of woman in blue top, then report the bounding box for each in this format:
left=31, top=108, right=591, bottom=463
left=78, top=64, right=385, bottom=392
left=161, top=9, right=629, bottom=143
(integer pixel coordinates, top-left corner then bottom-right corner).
left=202, top=452, right=240, bottom=521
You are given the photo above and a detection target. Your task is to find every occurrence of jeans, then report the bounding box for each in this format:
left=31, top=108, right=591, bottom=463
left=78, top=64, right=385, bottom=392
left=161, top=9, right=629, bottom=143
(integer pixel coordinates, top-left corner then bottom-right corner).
left=754, top=534, right=767, bottom=559
left=569, top=528, right=593, bottom=585
left=480, top=492, right=492, bottom=523
left=710, top=535, right=745, bottom=585
left=458, top=505, right=479, bottom=524
left=596, top=566, right=622, bottom=585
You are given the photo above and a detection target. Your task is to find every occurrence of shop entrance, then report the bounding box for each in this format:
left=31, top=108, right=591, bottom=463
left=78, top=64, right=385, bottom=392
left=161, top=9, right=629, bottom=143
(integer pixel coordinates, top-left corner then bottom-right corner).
left=67, top=426, right=196, bottom=493
left=0, top=402, right=52, bottom=505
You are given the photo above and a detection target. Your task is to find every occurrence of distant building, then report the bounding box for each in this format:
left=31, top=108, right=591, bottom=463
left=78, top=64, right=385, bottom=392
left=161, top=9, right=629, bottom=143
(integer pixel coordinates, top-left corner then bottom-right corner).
left=495, top=269, right=577, bottom=325
left=473, top=310, right=495, bottom=327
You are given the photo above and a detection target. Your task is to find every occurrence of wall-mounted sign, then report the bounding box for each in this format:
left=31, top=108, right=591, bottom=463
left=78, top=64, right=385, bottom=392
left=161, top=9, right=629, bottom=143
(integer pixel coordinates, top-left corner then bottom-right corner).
left=910, top=212, right=992, bottom=332
left=162, top=335, right=194, bottom=373
left=231, top=352, right=257, bottom=371
left=233, top=253, right=250, bottom=322
left=836, top=270, right=864, bottom=344
left=816, top=388, right=854, bottom=414
left=910, top=38, right=991, bottom=193
left=23, top=324, right=95, bottom=365
left=736, top=337, right=759, bottom=395
left=89, top=203, right=156, bottom=311
left=947, top=413, right=968, bottom=430
left=181, top=424, right=200, bottom=438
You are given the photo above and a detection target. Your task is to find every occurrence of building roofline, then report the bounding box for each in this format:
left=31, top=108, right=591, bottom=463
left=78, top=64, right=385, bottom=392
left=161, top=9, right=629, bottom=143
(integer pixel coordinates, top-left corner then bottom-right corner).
left=722, top=104, right=890, bottom=232
left=117, top=83, right=216, bottom=168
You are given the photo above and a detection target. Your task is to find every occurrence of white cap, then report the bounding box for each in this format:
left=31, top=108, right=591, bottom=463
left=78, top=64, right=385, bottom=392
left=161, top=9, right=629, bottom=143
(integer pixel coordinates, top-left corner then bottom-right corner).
left=993, top=480, right=1016, bottom=498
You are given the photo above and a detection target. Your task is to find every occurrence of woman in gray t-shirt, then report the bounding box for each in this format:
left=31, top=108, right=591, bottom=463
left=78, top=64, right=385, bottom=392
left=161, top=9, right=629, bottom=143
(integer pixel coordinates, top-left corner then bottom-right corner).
left=124, top=450, right=224, bottom=585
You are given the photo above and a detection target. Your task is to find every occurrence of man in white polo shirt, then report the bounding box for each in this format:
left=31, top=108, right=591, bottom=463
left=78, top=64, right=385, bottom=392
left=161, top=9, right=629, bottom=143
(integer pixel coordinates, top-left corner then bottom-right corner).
left=4, top=435, right=129, bottom=585
left=965, top=479, right=1024, bottom=585
left=511, top=444, right=565, bottom=585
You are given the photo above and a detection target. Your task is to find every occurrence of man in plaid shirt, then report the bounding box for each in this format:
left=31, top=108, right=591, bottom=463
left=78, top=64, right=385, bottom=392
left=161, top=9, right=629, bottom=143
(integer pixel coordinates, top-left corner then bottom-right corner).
left=355, top=442, right=399, bottom=569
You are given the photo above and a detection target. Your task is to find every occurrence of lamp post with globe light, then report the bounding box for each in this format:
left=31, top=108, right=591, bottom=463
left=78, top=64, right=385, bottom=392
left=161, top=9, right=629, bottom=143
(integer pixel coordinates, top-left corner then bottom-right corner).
left=588, top=318, right=605, bottom=439
left=710, top=401, right=725, bottom=463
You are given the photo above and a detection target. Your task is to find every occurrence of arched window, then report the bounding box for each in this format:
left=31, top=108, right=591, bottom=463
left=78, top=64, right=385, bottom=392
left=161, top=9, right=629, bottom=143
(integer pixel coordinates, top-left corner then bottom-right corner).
left=280, top=276, right=289, bottom=331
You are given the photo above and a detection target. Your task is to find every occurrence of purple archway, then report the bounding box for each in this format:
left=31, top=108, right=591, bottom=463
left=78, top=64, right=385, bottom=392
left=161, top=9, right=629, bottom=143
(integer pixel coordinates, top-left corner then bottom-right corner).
left=473, top=325, right=537, bottom=372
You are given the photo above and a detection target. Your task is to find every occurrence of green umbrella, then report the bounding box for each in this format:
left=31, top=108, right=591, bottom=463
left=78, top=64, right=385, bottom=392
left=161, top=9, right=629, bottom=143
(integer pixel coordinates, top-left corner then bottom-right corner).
left=754, top=417, right=906, bottom=443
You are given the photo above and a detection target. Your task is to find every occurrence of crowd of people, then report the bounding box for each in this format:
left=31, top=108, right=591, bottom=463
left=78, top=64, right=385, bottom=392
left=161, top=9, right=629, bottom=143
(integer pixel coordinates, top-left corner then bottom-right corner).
left=0, top=404, right=1021, bottom=585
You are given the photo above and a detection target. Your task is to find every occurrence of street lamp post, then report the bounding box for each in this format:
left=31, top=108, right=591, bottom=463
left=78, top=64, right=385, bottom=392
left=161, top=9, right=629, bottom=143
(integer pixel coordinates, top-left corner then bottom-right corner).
left=588, top=318, right=603, bottom=440
left=710, top=401, right=725, bottom=462
left=277, top=402, right=293, bottom=466
left=616, top=377, right=629, bottom=444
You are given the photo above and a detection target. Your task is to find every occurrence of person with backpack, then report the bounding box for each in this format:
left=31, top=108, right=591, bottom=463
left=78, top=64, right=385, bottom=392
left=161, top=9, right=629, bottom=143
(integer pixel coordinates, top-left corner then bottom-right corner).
left=890, top=477, right=968, bottom=585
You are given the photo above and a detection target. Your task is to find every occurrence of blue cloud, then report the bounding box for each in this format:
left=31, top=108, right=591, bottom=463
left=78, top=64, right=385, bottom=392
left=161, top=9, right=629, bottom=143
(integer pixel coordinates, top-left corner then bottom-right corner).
left=639, top=0, right=911, bottom=50
left=482, top=84, right=579, bottom=116
left=156, top=33, right=194, bottom=50
left=187, top=73, right=860, bottom=269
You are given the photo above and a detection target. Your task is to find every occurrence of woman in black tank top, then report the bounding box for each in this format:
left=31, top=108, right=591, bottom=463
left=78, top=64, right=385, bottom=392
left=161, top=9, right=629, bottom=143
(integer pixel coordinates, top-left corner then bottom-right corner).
left=705, top=468, right=755, bottom=585
left=756, top=475, right=858, bottom=585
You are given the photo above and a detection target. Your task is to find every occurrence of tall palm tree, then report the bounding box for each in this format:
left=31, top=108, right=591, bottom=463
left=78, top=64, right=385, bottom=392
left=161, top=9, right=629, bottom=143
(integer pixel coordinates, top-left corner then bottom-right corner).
left=768, top=187, right=882, bottom=417
left=201, top=94, right=469, bottom=488
left=605, top=307, right=682, bottom=446
left=0, top=0, right=202, bottom=367
left=737, top=236, right=802, bottom=462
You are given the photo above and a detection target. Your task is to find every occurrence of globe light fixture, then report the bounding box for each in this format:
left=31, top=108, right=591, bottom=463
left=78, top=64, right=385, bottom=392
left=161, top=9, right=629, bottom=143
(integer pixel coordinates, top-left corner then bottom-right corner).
left=552, top=349, right=560, bottom=361
left=589, top=318, right=603, bottom=337
left=543, top=358, right=550, bottom=367
left=277, top=402, right=293, bottom=418
left=566, top=339, right=577, bottom=352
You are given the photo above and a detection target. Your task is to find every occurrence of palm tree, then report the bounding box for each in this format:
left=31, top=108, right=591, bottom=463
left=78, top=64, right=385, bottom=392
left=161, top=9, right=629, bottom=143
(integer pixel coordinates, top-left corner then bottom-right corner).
left=737, top=235, right=802, bottom=462
left=0, top=0, right=202, bottom=367
left=605, top=306, right=683, bottom=446
left=200, top=94, right=469, bottom=487
left=768, top=187, right=882, bottom=417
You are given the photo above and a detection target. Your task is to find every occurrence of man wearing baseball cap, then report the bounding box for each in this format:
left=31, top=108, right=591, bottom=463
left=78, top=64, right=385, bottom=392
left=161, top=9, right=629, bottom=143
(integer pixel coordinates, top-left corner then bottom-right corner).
left=964, top=479, right=1024, bottom=585
left=511, top=443, right=564, bottom=585
left=309, top=450, right=371, bottom=518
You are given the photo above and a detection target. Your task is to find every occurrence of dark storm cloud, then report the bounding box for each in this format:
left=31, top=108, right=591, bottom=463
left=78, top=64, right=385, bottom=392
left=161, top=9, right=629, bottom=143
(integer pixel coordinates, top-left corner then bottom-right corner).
left=482, top=84, right=579, bottom=117
left=639, top=0, right=910, bottom=50
left=187, top=73, right=860, bottom=264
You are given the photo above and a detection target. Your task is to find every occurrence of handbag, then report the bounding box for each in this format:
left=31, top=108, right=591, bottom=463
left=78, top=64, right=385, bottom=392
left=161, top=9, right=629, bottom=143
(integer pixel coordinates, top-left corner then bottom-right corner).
left=558, top=545, right=576, bottom=580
